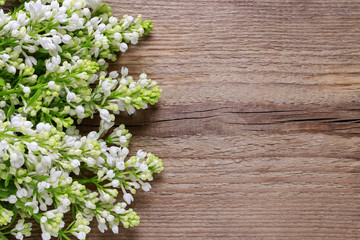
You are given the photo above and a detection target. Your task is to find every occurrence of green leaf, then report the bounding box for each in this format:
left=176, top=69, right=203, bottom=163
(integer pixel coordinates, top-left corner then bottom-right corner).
left=6, top=99, right=14, bottom=118
left=5, top=174, right=12, bottom=187
left=0, top=190, right=9, bottom=198
left=38, top=48, right=48, bottom=54
left=26, top=88, right=42, bottom=108
left=0, top=77, right=5, bottom=87
left=0, top=232, right=9, bottom=240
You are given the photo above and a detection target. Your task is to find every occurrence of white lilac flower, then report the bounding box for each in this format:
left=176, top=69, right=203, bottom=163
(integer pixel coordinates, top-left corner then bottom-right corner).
left=26, top=142, right=38, bottom=152
left=24, top=56, right=37, bottom=67
left=46, top=81, right=56, bottom=89
left=45, top=55, right=61, bottom=72
left=39, top=37, right=56, bottom=51
left=16, top=188, right=28, bottom=198
left=66, top=13, right=85, bottom=31
left=66, top=91, right=77, bottom=103
left=119, top=42, right=128, bottom=52
left=0, top=0, right=163, bottom=239
left=86, top=0, right=102, bottom=10
left=0, top=205, right=14, bottom=226
left=62, top=34, right=72, bottom=44
left=37, top=181, right=50, bottom=193
left=75, top=105, right=86, bottom=118
left=122, top=192, right=133, bottom=205
left=141, top=182, right=151, bottom=192
left=24, top=0, right=47, bottom=21
left=98, top=108, right=111, bottom=122
left=7, top=195, right=17, bottom=204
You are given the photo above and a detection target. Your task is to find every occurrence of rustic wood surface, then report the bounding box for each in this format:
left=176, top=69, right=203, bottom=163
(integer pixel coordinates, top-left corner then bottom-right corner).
left=4, top=0, right=360, bottom=239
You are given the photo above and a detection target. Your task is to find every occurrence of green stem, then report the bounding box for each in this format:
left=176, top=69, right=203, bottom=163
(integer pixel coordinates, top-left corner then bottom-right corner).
left=0, top=231, right=9, bottom=240
left=61, top=233, right=71, bottom=240
left=0, top=83, right=47, bottom=97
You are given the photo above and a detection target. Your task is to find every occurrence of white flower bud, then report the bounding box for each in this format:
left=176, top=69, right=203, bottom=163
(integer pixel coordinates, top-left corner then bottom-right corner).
left=140, top=73, right=147, bottom=80
left=77, top=232, right=86, bottom=240
left=99, top=108, right=111, bottom=122
left=8, top=195, right=17, bottom=203
left=7, top=65, right=16, bottom=74
left=28, top=142, right=38, bottom=151
left=47, top=81, right=56, bottom=89
left=139, top=163, right=148, bottom=172
left=62, top=34, right=71, bottom=44
left=82, top=8, right=91, bottom=18
left=123, top=193, right=133, bottom=204
left=121, top=67, right=128, bottom=77
left=111, top=225, right=119, bottom=234
left=41, top=232, right=51, bottom=240
left=40, top=216, right=47, bottom=223
left=44, top=11, right=52, bottom=19
left=98, top=59, right=105, bottom=65
left=114, top=206, right=125, bottom=214
left=141, top=182, right=151, bottom=192
left=37, top=181, right=50, bottom=193
left=109, top=71, right=118, bottom=79
left=66, top=92, right=77, bottom=103
left=119, top=42, right=128, bottom=52
left=23, top=86, right=31, bottom=94
left=74, top=2, right=82, bottom=9
left=111, top=179, right=120, bottom=187
left=109, top=16, right=117, bottom=25
left=71, top=160, right=80, bottom=168
left=15, top=232, right=23, bottom=239
left=106, top=215, right=114, bottom=222
left=113, top=32, right=121, bottom=41
left=137, top=150, right=147, bottom=159
left=122, top=147, right=129, bottom=156
left=116, top=161, right=125, bottom=170
left=85, top=201, right=96, bottom=209
left=119, top=136, right=127, bottom=144
left=76, top=105, right=84, bottom=114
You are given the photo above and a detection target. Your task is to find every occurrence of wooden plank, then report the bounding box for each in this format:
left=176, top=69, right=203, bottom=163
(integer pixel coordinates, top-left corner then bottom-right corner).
left=4, top=0, right=360, bottom=239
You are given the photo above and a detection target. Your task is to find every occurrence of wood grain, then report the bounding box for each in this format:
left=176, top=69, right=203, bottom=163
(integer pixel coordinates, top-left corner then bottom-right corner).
left=5, top=0, right=360, bottom=239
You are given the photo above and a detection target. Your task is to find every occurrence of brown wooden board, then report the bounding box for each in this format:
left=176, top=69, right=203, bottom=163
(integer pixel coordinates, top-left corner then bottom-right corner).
left=3, top=0, right=360, bottom=239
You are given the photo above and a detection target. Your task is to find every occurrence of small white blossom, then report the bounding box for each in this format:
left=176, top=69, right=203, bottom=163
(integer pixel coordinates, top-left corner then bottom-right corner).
left=86, top=0, right=102, bottom=10
left=24, top=0, right=46, bottom=21
left=27, top=142, right=38, bottom=151
left=8, top=195, right=17, bottom=204
left=75, top=105, right=85, bottom=118
left=25, top=56, right=37, bottom=67
left=113, top=32, right=121, bottom=41
left=16, top=188, right=28, bottom=198
left=37, top=181, right=50, bottom=193
left=45, top=55, right=61, bottom=72
left=139, top=163, right=148, bottom=172
left=46, top=81, right=56, bottom=89
left=77, top=231, right=86, bottom=240
left=99, top=108, right=111, bottom=122
left=41, top=232, right=51, bottom=240
left=111, top=225, right=119, bottom=234
left=106, top=170, right=115, bottom=179
left=137, top=150, right=147, bottom=159
left=141, top=182, right=151, bottom=192
left=123, top=193, right=133, bottom=205
left=66, top=92, right=77, bottom=103
left=119, top=42, right=128, bottom=52
left=62, top=34, right=72, bottom=44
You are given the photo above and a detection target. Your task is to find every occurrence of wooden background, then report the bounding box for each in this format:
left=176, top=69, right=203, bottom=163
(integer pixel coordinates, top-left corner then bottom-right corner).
left=5, top=0, right=360, bottom=239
